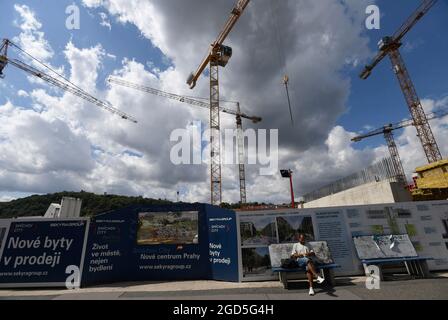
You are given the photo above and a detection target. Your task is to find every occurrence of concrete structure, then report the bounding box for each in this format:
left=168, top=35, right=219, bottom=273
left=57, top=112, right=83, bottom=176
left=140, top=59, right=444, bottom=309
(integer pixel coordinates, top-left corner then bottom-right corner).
left=303, top=181, right=412, bottom=208
left=43, top=203, right=61, bottom=218
left=44, top=197, right=82, bottom=218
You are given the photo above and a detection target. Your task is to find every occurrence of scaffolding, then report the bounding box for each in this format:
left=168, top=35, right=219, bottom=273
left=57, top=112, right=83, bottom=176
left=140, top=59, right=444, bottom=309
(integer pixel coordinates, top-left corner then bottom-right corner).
left=303, top=157, right=402, bottom=203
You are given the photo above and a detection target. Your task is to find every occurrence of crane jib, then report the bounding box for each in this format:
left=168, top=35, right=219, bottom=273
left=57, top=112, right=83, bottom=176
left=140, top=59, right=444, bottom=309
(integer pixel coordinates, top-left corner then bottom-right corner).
left=5, top=55, right=137, bottom=123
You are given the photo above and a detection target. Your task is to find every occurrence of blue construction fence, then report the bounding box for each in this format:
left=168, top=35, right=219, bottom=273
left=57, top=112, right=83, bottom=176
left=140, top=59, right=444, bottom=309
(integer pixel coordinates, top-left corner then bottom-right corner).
left=0, top=203, right=240, bottom=288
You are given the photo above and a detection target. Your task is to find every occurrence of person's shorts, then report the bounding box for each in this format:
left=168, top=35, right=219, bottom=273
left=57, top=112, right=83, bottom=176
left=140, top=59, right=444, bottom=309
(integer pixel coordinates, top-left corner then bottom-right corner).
left=296, top=257, right=317, bottom=272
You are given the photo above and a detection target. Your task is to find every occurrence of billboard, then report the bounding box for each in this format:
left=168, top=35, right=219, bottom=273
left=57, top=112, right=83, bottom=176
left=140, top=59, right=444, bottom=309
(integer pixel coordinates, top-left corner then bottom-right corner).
left=237, top=200, right=448, bottom=281
left=0, top=204, right=239, bottom=288
left=237, top=210, right=354, bottom=281
left=137, top=211, right=199, bottom=245
left=0, top=220, right=11, bottom=261
left=0, top=219, right=88, bottom=288
left=207, top=205, right=240, bottom=282
left=81, top=204, right=240, bottom=286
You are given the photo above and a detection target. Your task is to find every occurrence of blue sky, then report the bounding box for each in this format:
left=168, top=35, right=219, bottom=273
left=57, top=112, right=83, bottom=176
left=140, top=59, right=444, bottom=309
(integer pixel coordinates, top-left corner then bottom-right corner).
left=0, top=0, right=447, bottom=203
left=342, top=0, right=448, bottom=148
left=2, top=0, right=446, bottom=143
left=0, top=0, right=170, bottom=103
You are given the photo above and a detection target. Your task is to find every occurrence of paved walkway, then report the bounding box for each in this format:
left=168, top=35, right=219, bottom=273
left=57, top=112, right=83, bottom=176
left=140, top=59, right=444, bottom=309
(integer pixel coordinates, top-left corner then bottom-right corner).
left=0, top=273, right=447, bottom=300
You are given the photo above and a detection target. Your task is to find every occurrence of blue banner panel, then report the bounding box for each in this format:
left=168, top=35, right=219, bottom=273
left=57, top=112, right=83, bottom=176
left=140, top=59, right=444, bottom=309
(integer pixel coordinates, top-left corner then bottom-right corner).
left=81, top=204, right=214, bottom=286
left=0, top=219, right=88, bottom=287
left=206, top=205, right=240, bottom=282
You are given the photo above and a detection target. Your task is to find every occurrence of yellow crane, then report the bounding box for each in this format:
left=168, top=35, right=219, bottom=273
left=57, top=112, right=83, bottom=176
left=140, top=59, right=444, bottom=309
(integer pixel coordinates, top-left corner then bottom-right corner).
left=186, top=0, right=250, bottom=205
left=108, top=77, right=262, bottom=204
left=0, top=39, right=137, bottom=123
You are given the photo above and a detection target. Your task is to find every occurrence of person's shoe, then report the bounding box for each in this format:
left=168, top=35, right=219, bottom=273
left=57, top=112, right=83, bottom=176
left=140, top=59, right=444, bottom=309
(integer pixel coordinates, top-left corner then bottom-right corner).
left=317, top=276, right=325, bottom=284
left=309, top=287, right=315, bottom=296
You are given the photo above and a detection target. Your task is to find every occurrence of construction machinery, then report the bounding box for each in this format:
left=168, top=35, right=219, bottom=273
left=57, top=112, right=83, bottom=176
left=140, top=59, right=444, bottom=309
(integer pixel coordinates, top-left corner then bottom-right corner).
left=108, top=77, right=262, bottom=204
left=360, top=0, right=442, bottom=164
left=280, top=169, right=295, bottom=208
left=0, top=39, right=137, bottom=123
left=186, top=0, right=250, bottom=205
left=352, top=109, right=448, bottom=199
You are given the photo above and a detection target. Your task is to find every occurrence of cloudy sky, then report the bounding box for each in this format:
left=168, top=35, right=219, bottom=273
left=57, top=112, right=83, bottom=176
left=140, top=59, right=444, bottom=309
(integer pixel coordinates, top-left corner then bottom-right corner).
left=0, top=0, right=447, bottom=204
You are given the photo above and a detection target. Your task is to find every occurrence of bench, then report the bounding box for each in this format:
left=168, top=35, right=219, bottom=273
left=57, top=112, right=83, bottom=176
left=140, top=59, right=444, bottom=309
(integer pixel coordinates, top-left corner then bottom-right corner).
left=361, top=256, right=433, bottom=280
left=353, top=235, right=433, bottom=280
left=269, top=242, right=340, bottom=289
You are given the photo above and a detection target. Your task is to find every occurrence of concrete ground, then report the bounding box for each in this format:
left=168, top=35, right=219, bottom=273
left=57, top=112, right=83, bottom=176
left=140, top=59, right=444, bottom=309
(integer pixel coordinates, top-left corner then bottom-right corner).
left=0, top=273, right=447, bottom=300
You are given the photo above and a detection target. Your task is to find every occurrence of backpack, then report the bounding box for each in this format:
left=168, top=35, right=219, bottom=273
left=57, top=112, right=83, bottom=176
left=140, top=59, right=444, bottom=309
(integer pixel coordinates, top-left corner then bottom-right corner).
left=281, top=258, right=298, bottom=269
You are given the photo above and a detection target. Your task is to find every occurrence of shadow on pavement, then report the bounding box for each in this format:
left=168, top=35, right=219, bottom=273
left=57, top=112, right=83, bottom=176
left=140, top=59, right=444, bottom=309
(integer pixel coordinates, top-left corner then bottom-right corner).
left=284, top=277, right=358, bottom=293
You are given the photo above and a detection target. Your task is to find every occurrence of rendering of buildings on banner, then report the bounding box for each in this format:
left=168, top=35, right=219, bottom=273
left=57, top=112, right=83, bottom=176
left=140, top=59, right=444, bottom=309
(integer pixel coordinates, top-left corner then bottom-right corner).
left=238, top=201, right=448, bottom=281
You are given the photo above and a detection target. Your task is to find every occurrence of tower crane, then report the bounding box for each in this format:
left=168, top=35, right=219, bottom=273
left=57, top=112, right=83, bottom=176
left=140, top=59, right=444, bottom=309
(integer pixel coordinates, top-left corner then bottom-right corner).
left=108, top=77, right=262, bottom=204
left=186, top=0, right=250, bottom=205
left=360, top=0, right=441, bottom=164
left=352, top=109, right=448, bottom=186
left=0, top=39, right=137, bottom=123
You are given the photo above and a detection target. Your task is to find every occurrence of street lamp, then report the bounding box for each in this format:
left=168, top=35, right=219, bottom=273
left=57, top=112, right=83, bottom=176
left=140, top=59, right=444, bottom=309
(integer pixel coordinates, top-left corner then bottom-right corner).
left=280, top=169, right=295, bottom=208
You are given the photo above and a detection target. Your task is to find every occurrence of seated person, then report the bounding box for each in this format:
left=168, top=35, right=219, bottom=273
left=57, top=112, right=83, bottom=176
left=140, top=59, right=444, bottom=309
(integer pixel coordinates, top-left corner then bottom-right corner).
left=291, top=233, right=324, bottom=296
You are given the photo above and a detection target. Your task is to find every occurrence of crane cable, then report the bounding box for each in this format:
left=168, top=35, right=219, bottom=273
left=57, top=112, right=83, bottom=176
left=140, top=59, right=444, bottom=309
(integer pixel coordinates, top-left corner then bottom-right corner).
left=269, top=0, right=294, bottom=126
left=9, top=41, right=99, bottom=102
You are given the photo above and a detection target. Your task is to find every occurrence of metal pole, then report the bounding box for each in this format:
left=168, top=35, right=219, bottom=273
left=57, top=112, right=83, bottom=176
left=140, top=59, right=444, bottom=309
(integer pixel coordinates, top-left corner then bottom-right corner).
left=289, top=171, right=295, bottom=208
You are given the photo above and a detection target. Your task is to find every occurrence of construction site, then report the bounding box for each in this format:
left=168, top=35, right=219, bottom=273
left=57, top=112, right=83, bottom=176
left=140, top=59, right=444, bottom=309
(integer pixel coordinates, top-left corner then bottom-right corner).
left=0, top=0, right=447, bottom=209
left=0, top=0, right=448, bottom=303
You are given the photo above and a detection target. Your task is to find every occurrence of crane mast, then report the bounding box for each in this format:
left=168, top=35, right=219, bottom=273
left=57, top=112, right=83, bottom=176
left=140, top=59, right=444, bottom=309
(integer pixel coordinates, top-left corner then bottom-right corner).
left=108, top=77, right=262, bottom=204
left=387, top=48, right=440, bottom=163
left=360, top=0, right=441, bottom=164
left=236, top=103, right=246, bottom=204
left=187, top=0, right=250, bottom=205
left=0, top=39, right=137, bottom=123
left=383, top=128, right=407, bottom=185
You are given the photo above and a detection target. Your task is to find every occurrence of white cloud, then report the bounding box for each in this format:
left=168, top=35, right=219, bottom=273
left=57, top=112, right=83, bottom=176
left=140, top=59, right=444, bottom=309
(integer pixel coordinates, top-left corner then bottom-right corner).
left=99, top=12, right=112, bottom=30
left=17, top=89, right=29, bottom=97
left=8, top=0, right=446, bottom=205
left=13, top=4, right=54, bottom=64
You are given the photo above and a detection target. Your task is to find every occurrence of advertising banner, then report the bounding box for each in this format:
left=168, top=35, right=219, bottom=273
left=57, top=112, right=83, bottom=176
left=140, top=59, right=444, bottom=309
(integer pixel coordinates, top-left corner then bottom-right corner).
left=237, top=200, right=448, bottom=281
left=0, top=219, right=88, bottom=288
left=238, top=210, right=356, bottom=281
left=0, top=219, right=11, bottom=261
left=82, top=204, right=240, bottom=286
left=206, top=205, right=239, bottom=282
